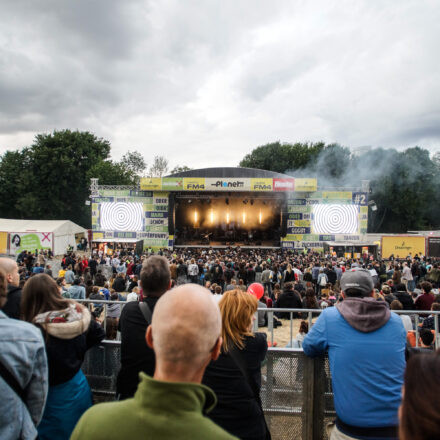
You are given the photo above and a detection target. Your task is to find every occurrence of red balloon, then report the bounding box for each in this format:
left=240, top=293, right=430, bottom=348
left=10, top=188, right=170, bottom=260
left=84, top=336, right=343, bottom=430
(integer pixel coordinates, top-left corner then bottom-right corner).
left=247, top=283, right=264, bottom=300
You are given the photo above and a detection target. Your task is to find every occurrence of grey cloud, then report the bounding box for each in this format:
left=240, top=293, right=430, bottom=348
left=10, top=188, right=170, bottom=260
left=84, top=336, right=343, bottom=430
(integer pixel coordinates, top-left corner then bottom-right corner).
left=0, top=0, right=439, bottom=168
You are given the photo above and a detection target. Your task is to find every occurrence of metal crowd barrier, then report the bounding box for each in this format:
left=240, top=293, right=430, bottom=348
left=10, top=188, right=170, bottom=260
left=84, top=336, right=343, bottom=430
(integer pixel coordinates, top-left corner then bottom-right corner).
left=80, top=304, right=440, bottom=440
left=77, top=299, right=440, bottom=349
left=82, top=342, right=333, bottom=440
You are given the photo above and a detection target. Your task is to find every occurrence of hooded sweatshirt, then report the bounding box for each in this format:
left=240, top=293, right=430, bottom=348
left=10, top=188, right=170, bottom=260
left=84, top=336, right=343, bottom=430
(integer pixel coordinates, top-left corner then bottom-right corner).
left=302, top=297, right=406, bottom=431
left=34, top=303, right=105, bottom=385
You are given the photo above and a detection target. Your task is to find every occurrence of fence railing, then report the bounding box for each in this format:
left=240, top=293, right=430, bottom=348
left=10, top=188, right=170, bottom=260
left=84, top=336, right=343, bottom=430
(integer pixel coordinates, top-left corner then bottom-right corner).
left=77, top=299, right=440, bottom=349
left=82, top=341, right=333, bottom=440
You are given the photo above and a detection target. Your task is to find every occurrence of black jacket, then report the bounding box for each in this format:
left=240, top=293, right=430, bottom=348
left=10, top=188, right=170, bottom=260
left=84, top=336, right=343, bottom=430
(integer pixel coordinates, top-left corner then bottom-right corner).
left=116, top=297, right=160, bottom=399
left=43, top=319, right=105, bottom=386
left=202, top=333, right=268, bottom=440
left=276, top=289, right=302, bottom=318
left=394, top=291, right=414, bottom=310
left=112, top=277, right=126, bottom=292
left=94, top=272, right=106, bottom=287
left=325, top=268, right=337, bottom=285
left=3, top=285, right=22, bottom=319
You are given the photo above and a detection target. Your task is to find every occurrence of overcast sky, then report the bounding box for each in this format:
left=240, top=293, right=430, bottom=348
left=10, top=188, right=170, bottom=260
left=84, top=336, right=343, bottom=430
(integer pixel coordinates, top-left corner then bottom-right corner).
left=1, top=0, right=439, bottom=170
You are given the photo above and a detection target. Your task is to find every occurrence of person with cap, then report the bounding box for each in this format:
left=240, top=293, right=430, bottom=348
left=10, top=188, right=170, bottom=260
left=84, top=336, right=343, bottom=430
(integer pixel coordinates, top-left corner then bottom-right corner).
left=302, top=268, right=406, bottom=440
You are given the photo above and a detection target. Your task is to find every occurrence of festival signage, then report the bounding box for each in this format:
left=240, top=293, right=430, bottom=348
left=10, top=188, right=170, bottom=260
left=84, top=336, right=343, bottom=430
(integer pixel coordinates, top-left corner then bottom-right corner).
left=381, top=236, right=426, bottom=259
left=205, top=178, right=251, bottom=191
left=140, top=178, right=162, bottom=191
left=183, top=178, right=205, bottom=191
left=273, top=178, right=295, bottom=191
left=9, top=232, right=53, bottom=255
left=294, top=178, right=317, bottom=192
left=427, top=237, right=440, bottom=258
left=162, top=177, right=183, bottom=190
left=250, top=178, right=273, bottom=191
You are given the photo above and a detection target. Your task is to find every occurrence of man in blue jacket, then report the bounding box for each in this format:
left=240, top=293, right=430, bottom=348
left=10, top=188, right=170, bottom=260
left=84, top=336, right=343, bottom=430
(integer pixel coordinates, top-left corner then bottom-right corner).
left=302, top=268, right=406, bottom=440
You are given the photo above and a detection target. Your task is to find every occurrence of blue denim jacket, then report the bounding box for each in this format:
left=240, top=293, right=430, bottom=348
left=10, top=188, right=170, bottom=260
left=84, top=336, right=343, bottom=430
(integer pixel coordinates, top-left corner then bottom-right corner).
left=67, top=285, right=86, bottom=299
left=0, top=311, right=48, bottom=440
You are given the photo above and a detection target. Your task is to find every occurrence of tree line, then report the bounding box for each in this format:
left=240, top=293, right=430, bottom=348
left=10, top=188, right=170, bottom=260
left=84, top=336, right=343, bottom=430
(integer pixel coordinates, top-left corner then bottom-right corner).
left=0, top=130, right=190, bottom=227
left=240, top=142, right=440, bottom=233
left=1, top=130, right=438, bottom=233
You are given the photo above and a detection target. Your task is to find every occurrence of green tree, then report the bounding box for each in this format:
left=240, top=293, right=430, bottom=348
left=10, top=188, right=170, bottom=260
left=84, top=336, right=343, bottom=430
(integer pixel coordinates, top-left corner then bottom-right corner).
left=239, top=141, right=326, bottom=173
left=0, top=149, right=30, bottom=218
left=169, top=165, right=192, bottom=174
left=0, top=129, right=141, bottom=228
left=120, top=151, right=147, bottom=177
left=87, top=160, right=137, bottom=186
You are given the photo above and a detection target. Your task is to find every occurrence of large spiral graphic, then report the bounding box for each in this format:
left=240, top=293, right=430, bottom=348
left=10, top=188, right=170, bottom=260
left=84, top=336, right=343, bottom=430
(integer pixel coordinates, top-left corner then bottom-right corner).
left=100, top=202, right=144, bottom=231
left=313, top=204, right=358, bottom=234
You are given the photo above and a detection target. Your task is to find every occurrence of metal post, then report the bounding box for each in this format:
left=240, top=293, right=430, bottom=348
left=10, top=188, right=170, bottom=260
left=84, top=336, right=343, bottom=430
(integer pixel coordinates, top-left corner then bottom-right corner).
left=302, top=355, right=314, bottom=440
left=308, top=311, right=313, bottom=329
left=290, top=312, right=293, bottom=343
left=268, top=310, right=274, bottom=345
left=435, top=314, right=439, bottom=350
left=253, top=311, right=258, bottom=332
left=415, top=314, right=419, bottom=347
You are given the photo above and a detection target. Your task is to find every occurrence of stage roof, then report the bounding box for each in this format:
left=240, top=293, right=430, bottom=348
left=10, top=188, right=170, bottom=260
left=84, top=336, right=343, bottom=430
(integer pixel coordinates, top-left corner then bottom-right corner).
left=167, top=167, right=293, bottom=179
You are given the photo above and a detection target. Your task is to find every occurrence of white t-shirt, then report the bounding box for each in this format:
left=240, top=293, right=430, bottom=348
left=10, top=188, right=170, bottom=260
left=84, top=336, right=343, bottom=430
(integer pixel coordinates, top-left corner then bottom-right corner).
left=399, top=314, right=413, bottom=333
left=126, top=292, right=138, bottom=302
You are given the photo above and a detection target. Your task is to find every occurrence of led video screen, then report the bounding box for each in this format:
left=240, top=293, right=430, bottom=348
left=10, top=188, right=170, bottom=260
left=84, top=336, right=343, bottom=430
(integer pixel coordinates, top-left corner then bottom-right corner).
left=313, top=204, right=359, bottom=234
left=100, top=202, right=144, bottom=231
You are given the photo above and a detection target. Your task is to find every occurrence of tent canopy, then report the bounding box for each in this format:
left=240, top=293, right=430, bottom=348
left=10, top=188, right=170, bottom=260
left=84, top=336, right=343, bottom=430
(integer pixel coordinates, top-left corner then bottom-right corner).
left=0, top=219, right=86, bottom=235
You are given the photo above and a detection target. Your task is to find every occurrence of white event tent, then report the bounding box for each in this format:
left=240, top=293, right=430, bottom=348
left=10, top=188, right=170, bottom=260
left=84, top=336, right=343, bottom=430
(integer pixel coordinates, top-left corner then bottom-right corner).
left=0, top=219, right=87, bottom=256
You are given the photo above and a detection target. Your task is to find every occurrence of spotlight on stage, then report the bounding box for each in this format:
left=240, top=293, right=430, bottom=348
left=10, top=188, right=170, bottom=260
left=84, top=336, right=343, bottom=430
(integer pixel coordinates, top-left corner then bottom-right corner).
left=188, top=199, right=192, bottom=204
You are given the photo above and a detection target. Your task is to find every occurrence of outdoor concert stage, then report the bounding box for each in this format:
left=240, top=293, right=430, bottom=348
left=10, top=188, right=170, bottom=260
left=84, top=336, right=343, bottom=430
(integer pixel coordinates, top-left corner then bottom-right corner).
left=173, top=192, right=283, bottom=247
left=90, top=167, right=369, bottom=252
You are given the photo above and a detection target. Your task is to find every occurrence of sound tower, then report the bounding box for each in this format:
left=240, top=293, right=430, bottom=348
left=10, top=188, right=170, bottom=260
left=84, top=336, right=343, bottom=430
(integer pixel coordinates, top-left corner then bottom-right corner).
left=168, top=195, right=175, bottom=235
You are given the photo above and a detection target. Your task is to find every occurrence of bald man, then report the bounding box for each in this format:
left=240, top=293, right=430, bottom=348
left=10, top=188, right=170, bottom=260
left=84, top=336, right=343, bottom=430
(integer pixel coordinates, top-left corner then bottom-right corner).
left=71, top=285, right=238, bottom=440
left=0, top=257, right=21, bottom=319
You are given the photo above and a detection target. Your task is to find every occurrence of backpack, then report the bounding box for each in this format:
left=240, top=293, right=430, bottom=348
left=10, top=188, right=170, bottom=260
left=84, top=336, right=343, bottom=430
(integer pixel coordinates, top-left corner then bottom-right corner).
left=320, top=274, right=328, bottom=286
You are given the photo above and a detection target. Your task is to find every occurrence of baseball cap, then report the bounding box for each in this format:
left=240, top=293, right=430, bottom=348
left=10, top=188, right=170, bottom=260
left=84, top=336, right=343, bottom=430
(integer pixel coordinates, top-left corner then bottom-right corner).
left=340, top=268, right=374, bottom=296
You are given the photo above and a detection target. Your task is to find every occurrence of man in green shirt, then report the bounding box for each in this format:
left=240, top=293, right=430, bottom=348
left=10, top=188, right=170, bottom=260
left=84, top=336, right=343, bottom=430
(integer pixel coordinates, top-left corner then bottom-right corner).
left=71, top=284, right=238, bottom=440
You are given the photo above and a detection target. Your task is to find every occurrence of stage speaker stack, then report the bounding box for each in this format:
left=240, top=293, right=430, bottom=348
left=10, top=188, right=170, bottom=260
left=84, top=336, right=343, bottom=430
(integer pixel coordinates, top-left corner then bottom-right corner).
left=281, top=210, right=288, bottom=237
left=168, top=195, right=175, bottom=235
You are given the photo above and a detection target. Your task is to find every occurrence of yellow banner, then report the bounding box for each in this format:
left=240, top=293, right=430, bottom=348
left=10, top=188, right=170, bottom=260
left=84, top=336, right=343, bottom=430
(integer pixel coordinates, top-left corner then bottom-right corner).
left=251, top=178, right=273, bottom=191
left=293, top=220, right=311, bottom=227
left=322, top=191, right=352, bottom=200
left=282, top=235, right=304, bottom=241
left=183, top=178, right=205, bottom=191
left=0, top=232, right=7, bottom=254
left=295, top=178, right=317, bottom=192
left=381, top=236, right=425, bottom=259
left=140, top=177, right=162, bottom=190
left=93, top=232, right=104, bottom=240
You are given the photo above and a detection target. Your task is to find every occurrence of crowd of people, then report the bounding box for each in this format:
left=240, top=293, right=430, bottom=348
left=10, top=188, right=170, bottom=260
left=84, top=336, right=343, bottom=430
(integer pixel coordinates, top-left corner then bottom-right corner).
left=0, top=246, right=440, bottom=439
